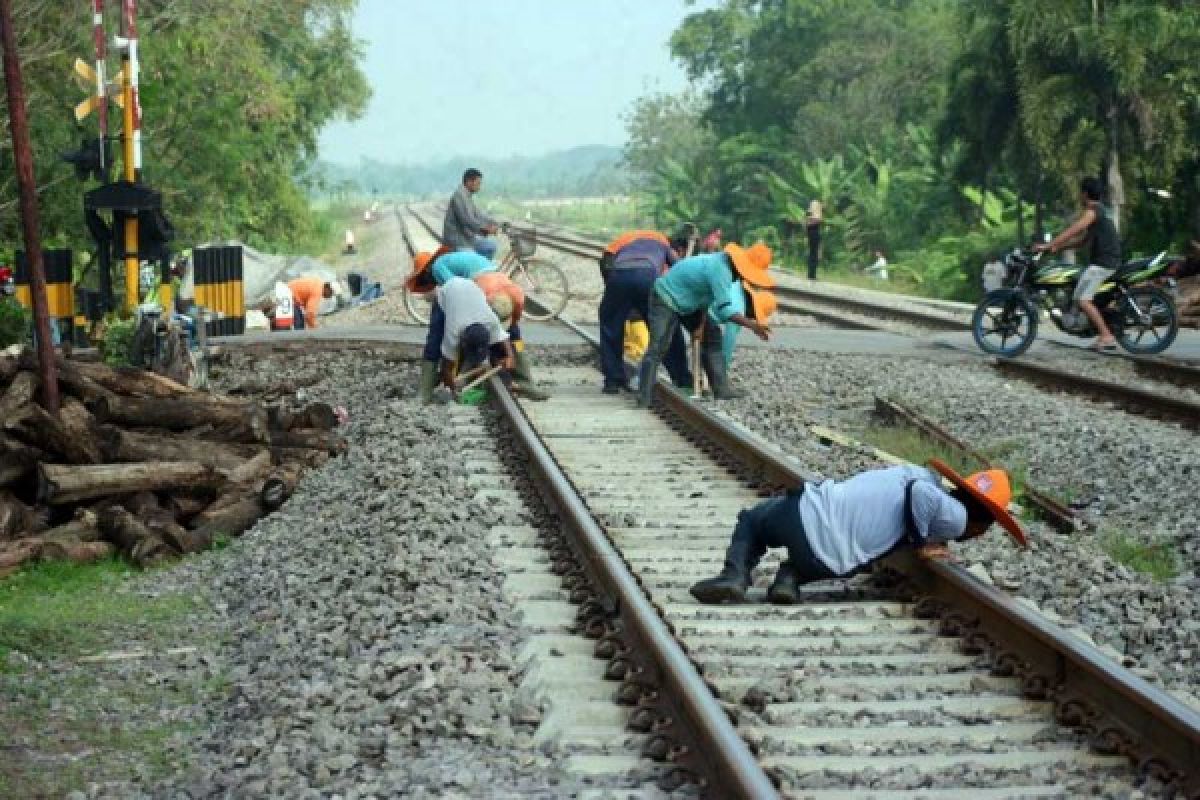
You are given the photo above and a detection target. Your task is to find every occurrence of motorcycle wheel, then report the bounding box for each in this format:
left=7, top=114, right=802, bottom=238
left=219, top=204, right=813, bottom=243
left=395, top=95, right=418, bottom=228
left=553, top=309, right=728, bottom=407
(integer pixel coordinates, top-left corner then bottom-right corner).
left=972, top=289, right=1038, bottom=358
left=1114, top=286, right=1178, bottom=355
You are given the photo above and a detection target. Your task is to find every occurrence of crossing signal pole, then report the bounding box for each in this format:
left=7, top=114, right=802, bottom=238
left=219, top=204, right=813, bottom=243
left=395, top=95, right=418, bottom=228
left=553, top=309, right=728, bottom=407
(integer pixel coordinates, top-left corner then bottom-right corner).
left=0, top=0, right=61, bottom=412
left=116, top=0, right=142, bottom=311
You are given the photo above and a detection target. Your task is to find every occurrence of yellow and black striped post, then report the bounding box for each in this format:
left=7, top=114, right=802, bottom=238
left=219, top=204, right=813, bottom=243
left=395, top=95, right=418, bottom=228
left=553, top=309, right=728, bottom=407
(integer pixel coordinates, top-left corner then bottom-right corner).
left=193, top=245, right=245, bottom=337
left=15, top=249, right=73, bottom=343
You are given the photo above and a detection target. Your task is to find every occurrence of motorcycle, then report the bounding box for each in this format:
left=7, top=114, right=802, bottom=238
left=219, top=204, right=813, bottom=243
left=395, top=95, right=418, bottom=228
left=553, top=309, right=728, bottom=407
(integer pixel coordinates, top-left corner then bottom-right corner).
left=971, top=248, right=1179, bottom=357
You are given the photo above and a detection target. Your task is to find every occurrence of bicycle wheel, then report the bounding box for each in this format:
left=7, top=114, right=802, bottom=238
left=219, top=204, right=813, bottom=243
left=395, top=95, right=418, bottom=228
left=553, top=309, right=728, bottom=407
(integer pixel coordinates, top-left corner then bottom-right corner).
left=403, top=288, right=432, bottom=325
left=510, top=257, right=569, bottom=321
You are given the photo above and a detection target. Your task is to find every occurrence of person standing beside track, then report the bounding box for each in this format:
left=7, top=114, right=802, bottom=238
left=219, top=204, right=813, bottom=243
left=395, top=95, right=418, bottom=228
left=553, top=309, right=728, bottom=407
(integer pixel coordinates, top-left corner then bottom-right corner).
left=636, top=243, right=774, bottom=408
left=598, top=230, right=692, bottom=394
left=408, top=249, right=497, bottom=402
left=691, top=460, right=1028, bottom=605
left=444, top=168, right=500, bottom=260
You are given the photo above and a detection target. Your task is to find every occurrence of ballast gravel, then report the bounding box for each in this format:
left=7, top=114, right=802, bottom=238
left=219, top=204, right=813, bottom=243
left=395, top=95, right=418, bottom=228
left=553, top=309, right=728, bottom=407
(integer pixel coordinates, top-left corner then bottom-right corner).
left=718, top=346, right=1200, bottom=711
left=82, top=347, right=615, bottom=798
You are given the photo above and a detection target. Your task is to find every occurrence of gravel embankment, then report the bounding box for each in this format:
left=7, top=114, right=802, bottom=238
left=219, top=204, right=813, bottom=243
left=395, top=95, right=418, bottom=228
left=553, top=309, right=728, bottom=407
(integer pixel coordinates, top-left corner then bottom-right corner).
left=84, top=348, right=609, bottom=798
left=718, top=347, right=1200, bottom=709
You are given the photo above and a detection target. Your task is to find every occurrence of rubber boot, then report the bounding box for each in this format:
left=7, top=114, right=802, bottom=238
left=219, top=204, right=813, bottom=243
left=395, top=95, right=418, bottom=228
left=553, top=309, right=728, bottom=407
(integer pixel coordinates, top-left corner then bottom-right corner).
left=418, top=360, right=438, bottom=404
left=701, top=344, right=745, bottom=400
left=512, top=351, right=549, bottom=401
left=690, top=544, right=752, bottom=604
left=767, top=561, right=802, bottom=605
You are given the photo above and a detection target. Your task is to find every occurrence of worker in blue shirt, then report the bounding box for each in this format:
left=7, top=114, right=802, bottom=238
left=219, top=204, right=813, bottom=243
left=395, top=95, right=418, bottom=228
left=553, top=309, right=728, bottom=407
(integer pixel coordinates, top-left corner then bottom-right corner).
left=636, top=242, right=774, bottom=408
left=691, top=460, right=1028, bottom=605
left=407, top=249, right=497, bottom=402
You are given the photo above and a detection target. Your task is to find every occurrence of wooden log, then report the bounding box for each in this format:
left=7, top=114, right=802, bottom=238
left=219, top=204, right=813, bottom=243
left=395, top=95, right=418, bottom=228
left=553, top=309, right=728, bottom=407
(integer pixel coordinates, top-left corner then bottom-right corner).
left=0, top=371, right=38, bottom=421
left=164, top=491, right=214, bottom=522
left=221, top=450, right=273, bottom=486
left=0, top=540, right=41, bottom=571
left=92, top=395, right=269, bottom=444
left=100, top=426, right=264, bottom=471
left=260, top=463, right=302, bottom=511
left=0, top=434, right=45, bottom=487
left=56, top=397, right=105, bottom=463
left=73, top=361, right=199, bottom=399
left=98, top=506, right=175, bottom=566
left=268, top=428, right=347, bottom=454
left=0, top=491, right=36, bottom=540
left=9, top=404, right=101, bottom=465
left=0, top=352, right=18, bottom=387
left=39, top=462, right=226, bottom=505
left=271, top=446, right=331, bottom=469
left=22, top=511, right=101, bottom=547
left=270, top=402, right=338, bottom=432
left=159, top=524, right=212, bottom=555
left=40, top=539, right=115, bottom=563
left=190, top=495, right=265, bottom=541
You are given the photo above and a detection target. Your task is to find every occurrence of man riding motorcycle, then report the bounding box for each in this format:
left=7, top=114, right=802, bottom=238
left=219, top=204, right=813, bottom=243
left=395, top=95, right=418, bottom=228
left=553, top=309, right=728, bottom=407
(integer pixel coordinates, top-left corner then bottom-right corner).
left=1034, top=177, right=1122, bottom=351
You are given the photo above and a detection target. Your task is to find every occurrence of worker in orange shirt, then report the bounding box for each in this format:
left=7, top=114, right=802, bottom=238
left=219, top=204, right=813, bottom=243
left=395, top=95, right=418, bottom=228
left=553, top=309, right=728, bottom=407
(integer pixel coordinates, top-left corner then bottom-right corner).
left=473, top=272, right=548, bottom=400
left=287, top=276, right=334, bottom=330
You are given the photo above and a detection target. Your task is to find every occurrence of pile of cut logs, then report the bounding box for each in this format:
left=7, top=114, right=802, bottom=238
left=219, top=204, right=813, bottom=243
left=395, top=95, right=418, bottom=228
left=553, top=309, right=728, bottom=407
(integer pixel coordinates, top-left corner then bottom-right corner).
left=0, top=348, right=345, bottom=577
left=1179, top=276, right=1200, bottom=329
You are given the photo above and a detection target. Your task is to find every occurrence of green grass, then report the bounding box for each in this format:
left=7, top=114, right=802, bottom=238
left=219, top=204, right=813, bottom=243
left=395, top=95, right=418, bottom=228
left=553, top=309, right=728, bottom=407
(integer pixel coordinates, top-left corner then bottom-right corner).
left=0, top=557, right=193, bottom=663
left=1101, top=531, right=1180, bottom=582
left=0, top=558, right=207, bottom=796
left=860, top=423, right=976, bottom=476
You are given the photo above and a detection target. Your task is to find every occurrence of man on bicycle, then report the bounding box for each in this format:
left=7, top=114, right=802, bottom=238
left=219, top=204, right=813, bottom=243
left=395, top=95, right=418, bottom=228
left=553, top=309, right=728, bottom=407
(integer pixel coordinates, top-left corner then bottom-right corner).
left=598, top=230, right=692, bottom=394
left=1034, top=177, right=1122, bottom=351
left=444, top=168, right=499, bottom=260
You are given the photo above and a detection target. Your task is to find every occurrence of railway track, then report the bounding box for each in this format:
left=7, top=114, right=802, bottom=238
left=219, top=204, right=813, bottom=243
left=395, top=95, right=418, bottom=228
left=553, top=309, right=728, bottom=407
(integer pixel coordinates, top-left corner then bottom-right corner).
left=484, top=359, right=1200, bottom=797
left=494, top=213, right=1200, bottom=432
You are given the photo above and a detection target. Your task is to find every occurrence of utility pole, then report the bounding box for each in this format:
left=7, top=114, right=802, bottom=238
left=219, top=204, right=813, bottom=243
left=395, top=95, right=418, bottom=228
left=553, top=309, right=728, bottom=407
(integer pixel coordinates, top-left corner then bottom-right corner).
left=91, top=0, right=109, bottom=173
left=0, top=0, right=61, bottom=413
left=116, top=0, right=141, bottom=310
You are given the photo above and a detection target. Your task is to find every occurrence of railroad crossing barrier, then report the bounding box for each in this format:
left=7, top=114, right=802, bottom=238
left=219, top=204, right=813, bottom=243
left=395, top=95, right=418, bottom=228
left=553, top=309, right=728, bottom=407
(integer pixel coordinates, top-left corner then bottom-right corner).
left=15, top=249, right=74, bottom=345
left=192, top=245, right=245, bottom=337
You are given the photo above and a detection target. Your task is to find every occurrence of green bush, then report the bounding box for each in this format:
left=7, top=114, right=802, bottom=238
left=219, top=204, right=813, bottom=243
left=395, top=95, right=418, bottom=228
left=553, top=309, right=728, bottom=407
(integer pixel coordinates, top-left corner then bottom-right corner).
left=0, top=300, right=30, bottom=348
left=100, top=316, right=136, bottom=367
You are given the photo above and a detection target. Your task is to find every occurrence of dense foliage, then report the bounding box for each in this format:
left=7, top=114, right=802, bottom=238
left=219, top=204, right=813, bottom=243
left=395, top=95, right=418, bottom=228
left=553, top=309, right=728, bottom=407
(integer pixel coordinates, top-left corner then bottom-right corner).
left=0, top=0, right=369, bottom=261
left=627, top=0, right=1200, bottom=299
left=316, top=145, right=629, bottom=200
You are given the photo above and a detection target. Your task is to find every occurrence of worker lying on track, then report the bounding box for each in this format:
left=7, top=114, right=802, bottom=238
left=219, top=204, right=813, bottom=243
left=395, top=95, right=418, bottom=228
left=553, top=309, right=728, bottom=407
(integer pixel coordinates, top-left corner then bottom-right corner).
left=408, top=249, right=497, bottom=402
left=287, top=276, right=336, bottom=330
left=474, top=272, right=548, bottom=401
left=598, top=230, right=692, bottom=394
left=690, top=460, right=1028, bottom=605
left=636, top=243, right=774, bottom=408
left=434, top=276, right=515, bottom=396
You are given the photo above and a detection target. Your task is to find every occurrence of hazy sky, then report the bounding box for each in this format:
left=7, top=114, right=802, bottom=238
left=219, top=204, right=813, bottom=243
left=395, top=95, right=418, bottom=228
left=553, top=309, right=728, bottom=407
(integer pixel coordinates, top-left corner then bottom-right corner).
left=317, top=0, right=715, bottom=165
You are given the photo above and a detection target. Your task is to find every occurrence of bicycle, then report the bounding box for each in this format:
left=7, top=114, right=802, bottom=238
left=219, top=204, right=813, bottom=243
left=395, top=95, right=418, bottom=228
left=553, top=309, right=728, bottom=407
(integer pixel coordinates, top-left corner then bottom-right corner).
left=403, top=225, right=570, bottom=324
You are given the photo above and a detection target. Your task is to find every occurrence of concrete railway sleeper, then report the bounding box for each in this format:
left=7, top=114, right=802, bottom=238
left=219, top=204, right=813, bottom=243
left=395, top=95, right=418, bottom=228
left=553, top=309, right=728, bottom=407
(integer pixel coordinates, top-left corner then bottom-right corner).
left=487, top=365, right=1199, bottom=797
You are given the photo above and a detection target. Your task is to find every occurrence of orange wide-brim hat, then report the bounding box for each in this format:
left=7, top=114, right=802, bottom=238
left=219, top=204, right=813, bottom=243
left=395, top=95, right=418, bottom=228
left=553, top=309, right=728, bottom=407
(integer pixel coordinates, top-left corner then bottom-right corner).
left=724, top=242, right=775, bottom=288
left=404, top=246, right=454, bottom=293
left=927, top=458, right=1028, bottom=547
left=743, top=283, right=776, bottom=323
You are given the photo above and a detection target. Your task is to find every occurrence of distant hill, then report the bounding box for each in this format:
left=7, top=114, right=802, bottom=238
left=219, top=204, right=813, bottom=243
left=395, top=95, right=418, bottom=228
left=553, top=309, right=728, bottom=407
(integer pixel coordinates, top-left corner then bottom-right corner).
left=315, top=145, right=629, bottom=199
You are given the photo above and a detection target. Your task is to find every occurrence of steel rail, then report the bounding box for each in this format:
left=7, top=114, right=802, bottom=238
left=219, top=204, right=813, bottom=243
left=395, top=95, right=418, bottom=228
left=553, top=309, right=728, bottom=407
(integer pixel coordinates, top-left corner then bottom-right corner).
left=772, top=285, right=971, bottom=332
left=528, top=310, right=1200, bottom=795
left=488, top=375, right=780, bottom=799
left=994, top=357, right=1200, bottom=430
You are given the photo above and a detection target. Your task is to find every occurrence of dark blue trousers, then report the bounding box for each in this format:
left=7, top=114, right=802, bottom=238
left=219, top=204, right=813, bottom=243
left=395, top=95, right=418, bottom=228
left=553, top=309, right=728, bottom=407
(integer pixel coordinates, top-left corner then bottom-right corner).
left=598, top=267, right=690, bottom=389
left=729, top=492, right=838, bottom=582
left=422, top=300, right=445, bottom=363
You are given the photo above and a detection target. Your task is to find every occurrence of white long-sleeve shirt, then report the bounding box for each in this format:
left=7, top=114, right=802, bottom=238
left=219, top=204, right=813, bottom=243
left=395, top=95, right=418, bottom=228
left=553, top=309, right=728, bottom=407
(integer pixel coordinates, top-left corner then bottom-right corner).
left=436, top=277, right=508, bottom=362
left=801, top=465, right=967, bottom=575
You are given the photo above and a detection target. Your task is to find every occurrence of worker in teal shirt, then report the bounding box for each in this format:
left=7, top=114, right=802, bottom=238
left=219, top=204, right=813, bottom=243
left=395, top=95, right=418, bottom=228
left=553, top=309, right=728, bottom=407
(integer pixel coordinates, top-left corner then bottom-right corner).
left=636, top=243, right=773, bottom=408
left=431, top=250, right=495, bottom=285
